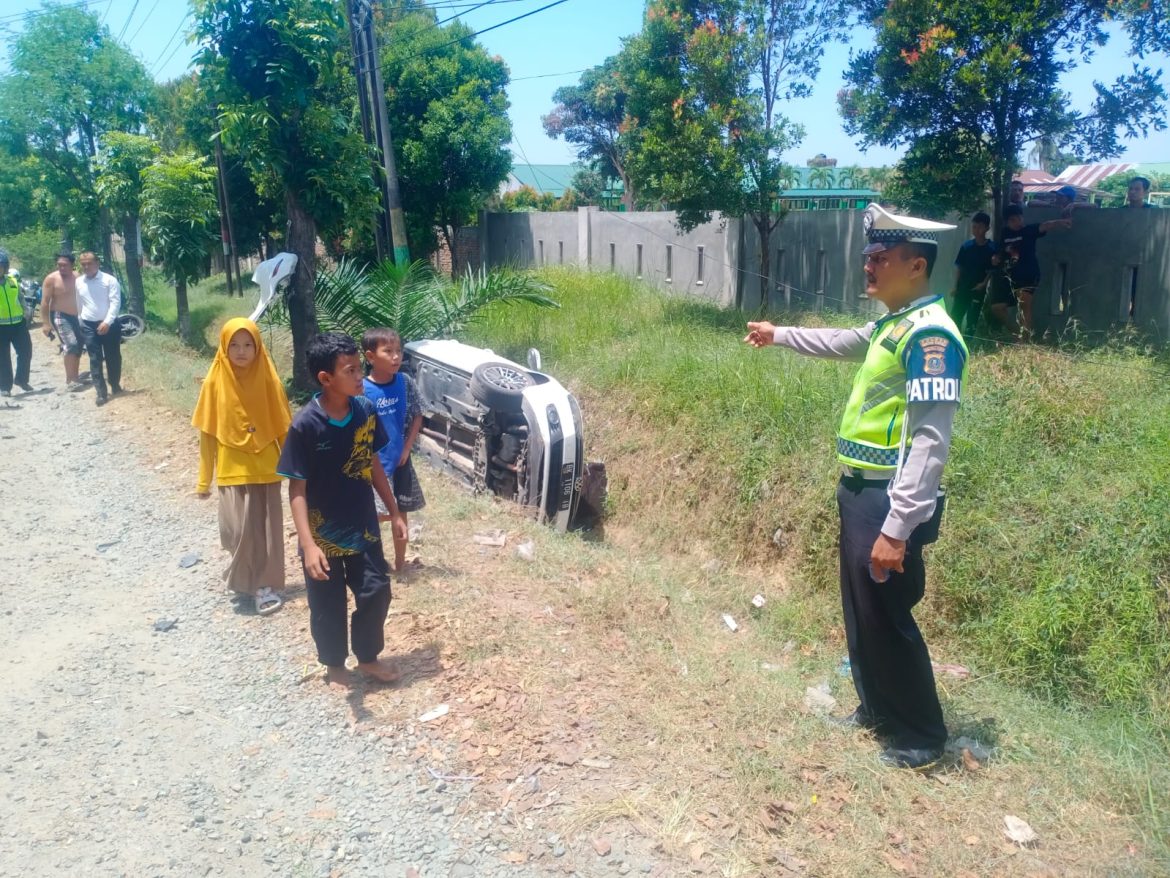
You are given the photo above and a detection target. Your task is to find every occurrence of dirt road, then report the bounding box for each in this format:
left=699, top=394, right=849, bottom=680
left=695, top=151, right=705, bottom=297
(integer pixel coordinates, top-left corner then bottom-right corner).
left=0, top=346, right=583, bottom=877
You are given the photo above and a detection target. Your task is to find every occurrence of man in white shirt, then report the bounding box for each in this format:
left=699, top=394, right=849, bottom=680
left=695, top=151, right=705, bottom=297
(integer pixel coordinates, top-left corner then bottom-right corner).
left=76, top=251, right=123, bottom=406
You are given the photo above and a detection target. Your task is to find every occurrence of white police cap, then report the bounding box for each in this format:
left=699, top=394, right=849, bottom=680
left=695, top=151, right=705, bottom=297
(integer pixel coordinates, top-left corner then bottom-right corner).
left=862, top=203, right=956, bottom=255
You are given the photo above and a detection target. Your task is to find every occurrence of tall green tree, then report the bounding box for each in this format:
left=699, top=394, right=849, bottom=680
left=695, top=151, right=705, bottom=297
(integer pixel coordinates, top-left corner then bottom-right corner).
left=839, top=0, right=1167, bottom=226
left=0, top=144, right=40, bottom=237
left=879, top=133, right=989, bottom=219
left=0, top=4, right=154, bottom=258
left=194, top=0, right=378, bottom=390
left=150, top=72, right=282, bottom=262
left=543, top=56, right=637, bottom=209
left=96, top=133, right=159, bottom=318
left=141, top=154, right=219, bottom=344
left=378, top=11, right=513, bottom=276
left=622, top=0, right=848, bottom=299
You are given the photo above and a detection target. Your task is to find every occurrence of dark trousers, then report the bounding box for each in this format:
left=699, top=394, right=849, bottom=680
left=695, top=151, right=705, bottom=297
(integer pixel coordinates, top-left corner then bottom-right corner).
left=0, top=320, right=32, bottom=392
left=837, top=477, right=947, bottom=750
left=80, top=319, right=122, bottom=396
left=948, top=289, right=983, bottom=338
left=304, top=546, right=391, bottom=666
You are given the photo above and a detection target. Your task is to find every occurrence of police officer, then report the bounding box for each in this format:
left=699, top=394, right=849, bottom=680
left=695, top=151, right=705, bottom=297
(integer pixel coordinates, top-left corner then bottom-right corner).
left=745, top=204, right=966, bottom=770
left=0, top=250, right=34, bottom=398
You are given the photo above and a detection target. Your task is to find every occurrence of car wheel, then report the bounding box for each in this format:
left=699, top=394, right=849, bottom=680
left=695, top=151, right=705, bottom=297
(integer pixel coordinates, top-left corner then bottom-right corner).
left=470, top=362, right=534, bottom=412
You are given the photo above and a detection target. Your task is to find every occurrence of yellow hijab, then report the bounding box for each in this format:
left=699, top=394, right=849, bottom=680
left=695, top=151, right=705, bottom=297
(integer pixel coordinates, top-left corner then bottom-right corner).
left=192, top=318, right=291, bottom=452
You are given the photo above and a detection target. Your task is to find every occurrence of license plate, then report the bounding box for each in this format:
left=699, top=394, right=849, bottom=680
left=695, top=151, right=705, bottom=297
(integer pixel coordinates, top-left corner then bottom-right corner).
left=558, top=463, right=575, bottom=511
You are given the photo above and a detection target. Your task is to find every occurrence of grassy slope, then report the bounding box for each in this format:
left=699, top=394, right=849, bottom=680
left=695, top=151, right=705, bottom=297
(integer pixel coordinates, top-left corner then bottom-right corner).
left=468, top=268, right=1170, bottom=719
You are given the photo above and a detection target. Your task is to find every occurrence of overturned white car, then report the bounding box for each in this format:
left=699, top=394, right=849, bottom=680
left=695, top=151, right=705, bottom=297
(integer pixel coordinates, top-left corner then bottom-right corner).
left=404, top=339, right=604, bottom=531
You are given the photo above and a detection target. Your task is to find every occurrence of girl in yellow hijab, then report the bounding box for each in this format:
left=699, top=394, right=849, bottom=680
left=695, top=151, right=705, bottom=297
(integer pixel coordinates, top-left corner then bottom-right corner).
left=193, top=318, right=292, bottom=614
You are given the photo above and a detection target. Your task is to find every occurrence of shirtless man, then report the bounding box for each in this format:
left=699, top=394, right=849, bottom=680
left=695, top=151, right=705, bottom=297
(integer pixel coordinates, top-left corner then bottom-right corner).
left=41, top=252, right=84, bottom=390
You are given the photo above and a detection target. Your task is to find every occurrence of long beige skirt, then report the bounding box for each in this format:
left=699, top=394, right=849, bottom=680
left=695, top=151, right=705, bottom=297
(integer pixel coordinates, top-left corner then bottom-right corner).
left=218, top=483, right=285, bottom=595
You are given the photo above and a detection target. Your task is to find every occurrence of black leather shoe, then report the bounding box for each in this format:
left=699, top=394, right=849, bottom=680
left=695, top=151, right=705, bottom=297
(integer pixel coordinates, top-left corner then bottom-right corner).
left=879, top=746, right=943, bottom=770
left=826, top=708, right=877, bottom=730
left=17, top=383, right=33, bottom=393
left=110, top=385, right=124, bottom=395
left=95, top=395, right=108, bottom=407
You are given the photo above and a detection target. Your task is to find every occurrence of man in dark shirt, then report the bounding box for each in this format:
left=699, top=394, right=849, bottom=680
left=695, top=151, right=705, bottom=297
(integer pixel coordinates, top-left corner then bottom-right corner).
left=947, top=212, right=995, bottom=338
left=988, top=205, right=1070, bottom=339
left=1125, top=176, right=1157, bottom=208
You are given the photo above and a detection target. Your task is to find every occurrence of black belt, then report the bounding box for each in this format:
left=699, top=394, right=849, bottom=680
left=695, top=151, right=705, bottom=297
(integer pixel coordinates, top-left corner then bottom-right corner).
left=841, top=466, right=892, bottom=484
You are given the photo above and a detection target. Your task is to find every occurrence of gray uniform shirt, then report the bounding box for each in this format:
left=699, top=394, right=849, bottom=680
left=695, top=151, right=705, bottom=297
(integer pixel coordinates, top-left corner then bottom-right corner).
left=771, top=324, right=959, bottom=541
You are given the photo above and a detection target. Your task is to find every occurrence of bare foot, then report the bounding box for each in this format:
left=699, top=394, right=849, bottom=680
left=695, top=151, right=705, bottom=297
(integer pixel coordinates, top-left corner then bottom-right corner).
left=325, top=665, right=354, bottom=691
left=356, top=658, right=400, bottom=684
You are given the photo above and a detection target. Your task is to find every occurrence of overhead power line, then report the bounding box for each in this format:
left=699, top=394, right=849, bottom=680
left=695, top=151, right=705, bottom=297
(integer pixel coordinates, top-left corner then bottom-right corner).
left=127, top=0, right=164, bottom=44
left=150, top=13, right=190, bottom=77
left=510, top=67, right=587, bottom=82
left=361, top=0, right=575, bottom=67
left=0, top=1, right=101, bottom=26
left=116, top=0, right=142, bottom=42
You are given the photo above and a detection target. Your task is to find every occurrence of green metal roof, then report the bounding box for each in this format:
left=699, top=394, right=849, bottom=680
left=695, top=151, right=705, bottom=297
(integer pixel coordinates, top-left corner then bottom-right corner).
left=507, top=164, right=579, bottom=197
left=779, top=188, right=878, bottom=198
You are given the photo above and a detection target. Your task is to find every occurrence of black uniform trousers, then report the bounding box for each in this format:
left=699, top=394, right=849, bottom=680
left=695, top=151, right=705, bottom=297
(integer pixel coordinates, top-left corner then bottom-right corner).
left=836, top=476, right=947, bottom=751
left=0, top=320, right=32, bottom=392
left=304, top=545, right=392, bottom=667
left=79, top=318, right=122, bottom=397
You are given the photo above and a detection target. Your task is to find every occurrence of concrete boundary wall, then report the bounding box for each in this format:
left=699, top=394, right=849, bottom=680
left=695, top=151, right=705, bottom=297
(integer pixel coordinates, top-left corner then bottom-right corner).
left=480, top=207, right=1170, bottom=338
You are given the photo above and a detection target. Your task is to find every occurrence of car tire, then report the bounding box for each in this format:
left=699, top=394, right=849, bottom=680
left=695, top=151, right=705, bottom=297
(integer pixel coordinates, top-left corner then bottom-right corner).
left=470, top=362, right=534, bottom=412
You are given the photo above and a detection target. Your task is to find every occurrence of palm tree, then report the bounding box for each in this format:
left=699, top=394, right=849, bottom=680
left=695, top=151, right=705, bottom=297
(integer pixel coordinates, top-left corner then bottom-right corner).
left=866, top=166, right=893, bottom=194
left=310, top=260, right=559, bottom=342
left=808, top=166, right=836, bottom=189
left=837, top=165, right=860, bottom=189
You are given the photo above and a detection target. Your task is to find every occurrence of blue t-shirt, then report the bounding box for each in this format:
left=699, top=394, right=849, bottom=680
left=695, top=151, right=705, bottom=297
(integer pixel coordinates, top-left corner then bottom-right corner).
left=362, top=373, right=422, bottom=476
left=276, top=395, right=389, bottom=556
left=903, top=330, right=966, bottom=404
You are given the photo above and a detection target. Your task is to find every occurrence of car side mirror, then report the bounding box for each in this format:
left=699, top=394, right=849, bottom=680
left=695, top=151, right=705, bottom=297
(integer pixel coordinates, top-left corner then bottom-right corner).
left=527, top=348, right=542, bottom=371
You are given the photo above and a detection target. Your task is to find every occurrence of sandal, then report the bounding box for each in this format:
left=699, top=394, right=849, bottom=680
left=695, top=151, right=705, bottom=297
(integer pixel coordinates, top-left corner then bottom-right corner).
left=255, top=588, right=282, bottom=616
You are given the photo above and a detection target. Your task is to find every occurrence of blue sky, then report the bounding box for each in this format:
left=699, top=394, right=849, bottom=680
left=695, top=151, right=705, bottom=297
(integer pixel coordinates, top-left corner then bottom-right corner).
left=4, top=0, right=1169, bottom=169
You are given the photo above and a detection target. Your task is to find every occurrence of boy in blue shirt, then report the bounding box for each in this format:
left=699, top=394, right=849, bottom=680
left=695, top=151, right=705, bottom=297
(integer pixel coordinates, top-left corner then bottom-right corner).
left=361, top=328, right=425, bottom=574
left=277, top=332, right=407, bottom=690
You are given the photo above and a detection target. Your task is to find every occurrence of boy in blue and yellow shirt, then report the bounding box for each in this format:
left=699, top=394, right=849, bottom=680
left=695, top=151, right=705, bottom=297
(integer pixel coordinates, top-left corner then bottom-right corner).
left=277, top=332, right=407, bottom=690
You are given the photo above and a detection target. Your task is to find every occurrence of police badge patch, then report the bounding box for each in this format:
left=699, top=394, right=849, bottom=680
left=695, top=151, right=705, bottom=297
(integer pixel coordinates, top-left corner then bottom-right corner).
left=919, top=336, right=949, bottom=375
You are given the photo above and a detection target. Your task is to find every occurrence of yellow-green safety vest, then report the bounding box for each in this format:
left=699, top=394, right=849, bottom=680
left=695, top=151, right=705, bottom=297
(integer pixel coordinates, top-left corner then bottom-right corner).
left=0, top=275, right=23, bottom=326
left=836, top=297, right=968, bottom=471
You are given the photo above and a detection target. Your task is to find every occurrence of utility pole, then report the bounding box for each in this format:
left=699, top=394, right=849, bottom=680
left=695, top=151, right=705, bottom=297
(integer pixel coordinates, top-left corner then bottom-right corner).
left=210, top=111, right=236, bottom=297
left=215, top=133, right=243, bottom=297
left=346, top=0, right=388, bottom=262
left=347, top=0, right=411, bottom=265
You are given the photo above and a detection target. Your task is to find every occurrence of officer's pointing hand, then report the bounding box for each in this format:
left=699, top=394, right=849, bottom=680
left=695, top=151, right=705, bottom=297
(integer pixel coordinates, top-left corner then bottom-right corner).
left=744, top=321, right=776, bottom=348
left=870, top=533, right=906, bottom=581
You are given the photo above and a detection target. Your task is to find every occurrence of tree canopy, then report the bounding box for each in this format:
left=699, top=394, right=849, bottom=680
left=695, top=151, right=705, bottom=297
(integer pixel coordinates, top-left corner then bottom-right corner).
left=544, top=56, right=636, bottom=209
left=141, top=153, right=220, bottom=343
left=378, top=10, right=513, bottom=274
left=840, top=0, right=1167, bottom=224
left=621, top=0, right=848, bottom=299
left=0, top=4, right=155, bottom=252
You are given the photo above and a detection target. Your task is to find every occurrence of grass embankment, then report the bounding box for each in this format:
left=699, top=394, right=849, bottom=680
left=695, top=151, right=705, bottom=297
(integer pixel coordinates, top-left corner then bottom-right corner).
left=128, top=267, right=1169, bottom=873
left=469, top=268, right=1170, bottom=719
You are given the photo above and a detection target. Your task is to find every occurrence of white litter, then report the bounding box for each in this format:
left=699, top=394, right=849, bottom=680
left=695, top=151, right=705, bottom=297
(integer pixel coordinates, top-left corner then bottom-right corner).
left=418, top=705, right=450, bottom=723
left=751, top=594, right=766, bottom=609
left=1003, top=815, right=1038, bottom=846
left=722, top=614, right=738, bottom=632
left=803, top=682, right=838, bottom=714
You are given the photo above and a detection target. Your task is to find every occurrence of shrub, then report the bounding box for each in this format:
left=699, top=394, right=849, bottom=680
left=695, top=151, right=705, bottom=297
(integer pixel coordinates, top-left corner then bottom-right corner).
left=0, top=227, right=64, bottom=279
